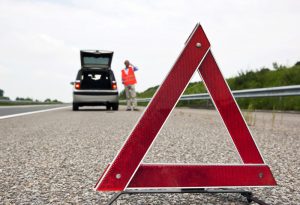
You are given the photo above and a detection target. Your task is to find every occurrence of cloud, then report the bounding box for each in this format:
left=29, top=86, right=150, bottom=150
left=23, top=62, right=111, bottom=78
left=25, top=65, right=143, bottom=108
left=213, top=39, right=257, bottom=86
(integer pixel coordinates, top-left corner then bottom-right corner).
left=0, top=0, right=299, bottom=102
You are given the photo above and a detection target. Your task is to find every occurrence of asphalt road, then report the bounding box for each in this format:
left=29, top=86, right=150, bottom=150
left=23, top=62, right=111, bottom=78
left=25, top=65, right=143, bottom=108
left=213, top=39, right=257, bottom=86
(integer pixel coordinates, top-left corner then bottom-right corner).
left=0, top=104, right=70, bottom=118
left=0, top=106, right=299, bottom=204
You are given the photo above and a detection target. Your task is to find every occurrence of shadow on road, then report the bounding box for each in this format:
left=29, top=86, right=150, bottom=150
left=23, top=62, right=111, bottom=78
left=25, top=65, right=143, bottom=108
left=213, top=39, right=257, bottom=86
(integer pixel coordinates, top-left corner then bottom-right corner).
left=73, top=108, right=115, bottom=112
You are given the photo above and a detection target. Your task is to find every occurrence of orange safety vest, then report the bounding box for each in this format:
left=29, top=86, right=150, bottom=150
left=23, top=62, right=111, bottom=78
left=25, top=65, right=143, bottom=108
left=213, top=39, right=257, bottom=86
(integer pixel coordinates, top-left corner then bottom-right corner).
left=122, top=66, right=137, bottom=86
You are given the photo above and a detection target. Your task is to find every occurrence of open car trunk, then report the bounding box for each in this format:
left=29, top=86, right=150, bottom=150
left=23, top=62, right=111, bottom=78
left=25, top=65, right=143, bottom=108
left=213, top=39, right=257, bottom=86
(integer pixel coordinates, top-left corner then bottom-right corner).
left=78, top=70, right=114, bottom=90
left=80, top=50, right=113, bottom=70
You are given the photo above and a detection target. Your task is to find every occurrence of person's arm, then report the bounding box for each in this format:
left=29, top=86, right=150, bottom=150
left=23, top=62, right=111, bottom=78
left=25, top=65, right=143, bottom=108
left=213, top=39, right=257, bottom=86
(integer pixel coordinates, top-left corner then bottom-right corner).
left=133, top=65, right=138, bottom=72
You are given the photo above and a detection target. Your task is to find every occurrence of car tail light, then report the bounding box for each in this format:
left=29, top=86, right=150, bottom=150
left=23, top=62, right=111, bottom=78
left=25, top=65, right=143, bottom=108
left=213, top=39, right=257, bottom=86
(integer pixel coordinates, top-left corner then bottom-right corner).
left=75, top=82, right=80, bottom=89
left=112, top=82, right=117, bottom=90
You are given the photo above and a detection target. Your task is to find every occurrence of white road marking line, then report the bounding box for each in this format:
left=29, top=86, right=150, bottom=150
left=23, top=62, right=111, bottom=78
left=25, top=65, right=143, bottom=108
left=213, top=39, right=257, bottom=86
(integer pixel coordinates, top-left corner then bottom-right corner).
left=0, top=104, right=64, bottom=109
left=0, top=106, right=71, bottom=120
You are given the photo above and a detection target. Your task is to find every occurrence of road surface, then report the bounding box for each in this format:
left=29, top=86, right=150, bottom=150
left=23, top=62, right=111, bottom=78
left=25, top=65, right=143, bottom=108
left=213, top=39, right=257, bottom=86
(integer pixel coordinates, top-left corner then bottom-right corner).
left=0, top=104, right=70, bottom=118
left=0, top=106, right=299, bottom=204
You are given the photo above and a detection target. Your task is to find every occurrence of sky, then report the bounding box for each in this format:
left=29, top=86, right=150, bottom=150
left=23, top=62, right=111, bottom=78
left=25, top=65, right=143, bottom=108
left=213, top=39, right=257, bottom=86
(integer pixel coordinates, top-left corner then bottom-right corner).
left=0, top=0, right=299, bottom=102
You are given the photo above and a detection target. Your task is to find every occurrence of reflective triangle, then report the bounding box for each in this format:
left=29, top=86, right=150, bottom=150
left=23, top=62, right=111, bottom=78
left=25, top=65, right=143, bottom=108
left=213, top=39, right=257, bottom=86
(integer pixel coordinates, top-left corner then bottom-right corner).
left=95, top=23, right=276, bottom=191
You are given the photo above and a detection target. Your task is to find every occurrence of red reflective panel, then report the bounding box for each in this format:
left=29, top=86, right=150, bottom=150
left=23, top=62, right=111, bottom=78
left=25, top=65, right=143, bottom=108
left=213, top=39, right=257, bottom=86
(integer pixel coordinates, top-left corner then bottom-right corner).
left=128, top=164, right=276, bottom=188
left=95, top=24, right=211, bottom=191
left=95, top=24, right=276, bottom=192
left=198, top=51, right=264, bottom=164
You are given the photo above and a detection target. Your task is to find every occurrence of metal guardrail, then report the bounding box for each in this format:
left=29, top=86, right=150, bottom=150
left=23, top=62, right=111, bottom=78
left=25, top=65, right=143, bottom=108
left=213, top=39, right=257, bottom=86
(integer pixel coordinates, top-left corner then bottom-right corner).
left=0, top=99, right=11, bottom=102
left=120, top=85, right=300, bottom=103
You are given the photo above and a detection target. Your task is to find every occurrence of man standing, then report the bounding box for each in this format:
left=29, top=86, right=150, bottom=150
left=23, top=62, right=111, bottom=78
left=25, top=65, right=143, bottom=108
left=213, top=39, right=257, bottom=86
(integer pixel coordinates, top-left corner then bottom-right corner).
left=121, top=60, right=139, bottom=111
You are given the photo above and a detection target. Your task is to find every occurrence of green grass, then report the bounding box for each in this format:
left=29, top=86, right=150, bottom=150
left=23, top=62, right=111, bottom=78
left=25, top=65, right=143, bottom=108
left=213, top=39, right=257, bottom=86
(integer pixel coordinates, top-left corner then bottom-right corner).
left=121, top=62, right=300, bottom=111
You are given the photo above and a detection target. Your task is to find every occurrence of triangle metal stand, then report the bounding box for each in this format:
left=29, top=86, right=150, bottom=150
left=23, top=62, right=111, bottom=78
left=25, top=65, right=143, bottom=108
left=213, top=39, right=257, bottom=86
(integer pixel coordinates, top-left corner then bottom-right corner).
left=106, top=188, right=270, bottom=205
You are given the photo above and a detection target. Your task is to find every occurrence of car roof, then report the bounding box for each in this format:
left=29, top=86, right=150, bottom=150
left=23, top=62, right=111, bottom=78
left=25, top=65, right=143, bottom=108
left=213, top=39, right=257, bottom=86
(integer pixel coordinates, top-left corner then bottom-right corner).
left=80, top=50, right=113, bottom=54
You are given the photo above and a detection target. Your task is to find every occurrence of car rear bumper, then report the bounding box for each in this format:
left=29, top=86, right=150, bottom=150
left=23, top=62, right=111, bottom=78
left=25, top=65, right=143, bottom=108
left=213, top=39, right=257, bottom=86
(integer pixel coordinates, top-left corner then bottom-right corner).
left=73, top=90, right=118, bottom=104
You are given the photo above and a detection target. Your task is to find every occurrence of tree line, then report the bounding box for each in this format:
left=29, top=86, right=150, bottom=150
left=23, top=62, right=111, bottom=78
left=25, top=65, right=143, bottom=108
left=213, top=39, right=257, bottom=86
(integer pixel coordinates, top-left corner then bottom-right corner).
left=121, top=61, right=300, bottom=111
left=0, top=89, right=62, bottom=104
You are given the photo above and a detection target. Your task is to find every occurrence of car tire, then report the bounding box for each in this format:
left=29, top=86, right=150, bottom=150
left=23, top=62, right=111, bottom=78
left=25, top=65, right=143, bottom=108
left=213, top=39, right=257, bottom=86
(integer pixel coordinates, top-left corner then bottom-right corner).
left=106, top=105, right=111, bottom=110
left=112, top=103, right=119, bottom=111
left=73, top=103, right=79, bottom=111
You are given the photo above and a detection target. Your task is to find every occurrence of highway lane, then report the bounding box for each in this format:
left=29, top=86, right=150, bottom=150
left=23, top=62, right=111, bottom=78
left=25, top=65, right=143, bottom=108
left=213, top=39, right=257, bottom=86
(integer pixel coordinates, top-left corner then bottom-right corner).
left=0, top=104, right=71, bottom=118
left=0, top=106, right=299, bottom=204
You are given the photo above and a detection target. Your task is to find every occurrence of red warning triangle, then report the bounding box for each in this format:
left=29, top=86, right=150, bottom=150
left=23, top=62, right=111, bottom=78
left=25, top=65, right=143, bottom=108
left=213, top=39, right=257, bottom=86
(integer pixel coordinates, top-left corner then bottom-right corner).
left=95, top=23, right=276, bottom=191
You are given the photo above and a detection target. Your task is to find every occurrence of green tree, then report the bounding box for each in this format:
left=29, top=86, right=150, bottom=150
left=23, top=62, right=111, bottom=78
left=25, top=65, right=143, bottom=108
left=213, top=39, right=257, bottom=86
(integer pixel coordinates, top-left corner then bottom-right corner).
left=25, top=97, right=33, bottom=101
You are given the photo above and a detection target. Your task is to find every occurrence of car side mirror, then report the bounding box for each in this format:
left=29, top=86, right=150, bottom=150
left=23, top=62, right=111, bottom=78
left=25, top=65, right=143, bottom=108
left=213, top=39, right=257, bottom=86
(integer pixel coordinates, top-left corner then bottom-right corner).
left=70, top=82, right=74, bottom=85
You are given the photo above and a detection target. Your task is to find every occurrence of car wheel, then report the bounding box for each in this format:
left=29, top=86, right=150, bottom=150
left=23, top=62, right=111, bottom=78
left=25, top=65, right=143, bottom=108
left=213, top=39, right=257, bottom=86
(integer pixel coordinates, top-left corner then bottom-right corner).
left=112, top=103, right=119, bottom=111
left=106, top=105, right=111, bottom=110
left=73, top=103, right=79, bottom=111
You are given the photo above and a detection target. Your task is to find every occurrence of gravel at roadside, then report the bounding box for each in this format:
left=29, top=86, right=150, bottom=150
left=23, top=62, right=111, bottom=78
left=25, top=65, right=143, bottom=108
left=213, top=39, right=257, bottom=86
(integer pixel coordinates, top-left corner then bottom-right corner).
left=0, top=106, right=299, bottom=204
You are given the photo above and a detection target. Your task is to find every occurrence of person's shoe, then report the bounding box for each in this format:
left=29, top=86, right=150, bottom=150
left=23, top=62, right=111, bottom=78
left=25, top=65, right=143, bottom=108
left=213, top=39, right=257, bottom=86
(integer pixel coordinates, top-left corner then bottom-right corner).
left=133, top=108, right=140, bottom=111
left=126, top=108, right=131, bottom=111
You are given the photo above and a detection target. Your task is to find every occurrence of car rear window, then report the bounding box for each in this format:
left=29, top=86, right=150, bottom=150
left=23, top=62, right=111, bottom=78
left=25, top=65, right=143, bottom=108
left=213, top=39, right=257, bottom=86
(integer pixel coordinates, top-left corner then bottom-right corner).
left=83, top=56, right=110, bottom=67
